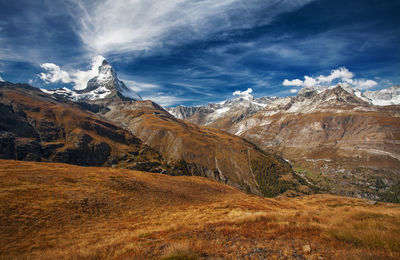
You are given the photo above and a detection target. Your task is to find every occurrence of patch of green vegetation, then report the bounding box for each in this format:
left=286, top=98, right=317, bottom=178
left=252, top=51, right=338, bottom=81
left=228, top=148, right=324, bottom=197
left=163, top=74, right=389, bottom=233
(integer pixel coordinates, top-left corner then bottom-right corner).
left=292, top=171, right=321, bottom=193
left=250, top=156, right=294, bottom=197
left=295, top=166, right=330, bottom=191
left=380, top=181, right=400, bottom=203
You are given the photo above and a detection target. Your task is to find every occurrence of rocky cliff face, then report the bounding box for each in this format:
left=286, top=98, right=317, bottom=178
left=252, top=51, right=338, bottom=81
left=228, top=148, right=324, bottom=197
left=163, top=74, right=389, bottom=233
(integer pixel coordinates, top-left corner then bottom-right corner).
left=0, top=82, right=169, bottom=173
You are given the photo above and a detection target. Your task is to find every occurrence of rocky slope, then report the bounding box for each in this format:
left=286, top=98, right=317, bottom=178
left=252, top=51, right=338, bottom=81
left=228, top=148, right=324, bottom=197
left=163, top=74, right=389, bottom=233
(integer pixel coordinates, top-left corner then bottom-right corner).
left=174, top=85, right=400, bottom=201
left=0, top=81, right=169, bottom=173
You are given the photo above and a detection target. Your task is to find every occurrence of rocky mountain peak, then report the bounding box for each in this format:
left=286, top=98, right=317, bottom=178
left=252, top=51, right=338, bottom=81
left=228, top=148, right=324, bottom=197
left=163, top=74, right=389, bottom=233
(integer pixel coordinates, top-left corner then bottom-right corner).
left=102, top=59, right=109, bottom=66
left=94, top=59, right=118, bottom=84
left=41, top=59, right=142, bottom=102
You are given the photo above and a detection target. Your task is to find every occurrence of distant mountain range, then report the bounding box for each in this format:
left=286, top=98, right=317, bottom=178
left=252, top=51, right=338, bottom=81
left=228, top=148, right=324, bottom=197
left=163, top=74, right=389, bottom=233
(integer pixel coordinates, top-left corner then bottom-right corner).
left=168, top=85, right=400, bottom=202
left=167, top=85, right=400, bottom=129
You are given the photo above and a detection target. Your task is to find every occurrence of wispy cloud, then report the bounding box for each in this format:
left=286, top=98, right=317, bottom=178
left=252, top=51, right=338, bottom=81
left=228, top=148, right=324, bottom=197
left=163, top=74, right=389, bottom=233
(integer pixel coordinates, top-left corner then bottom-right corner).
left=123, top=79, right=160, bottom=92
left=283, top=67, right=378, bottom=90
left=73, top=0, right=315, bottom=55
left=144, top=94, right=191, bottom=107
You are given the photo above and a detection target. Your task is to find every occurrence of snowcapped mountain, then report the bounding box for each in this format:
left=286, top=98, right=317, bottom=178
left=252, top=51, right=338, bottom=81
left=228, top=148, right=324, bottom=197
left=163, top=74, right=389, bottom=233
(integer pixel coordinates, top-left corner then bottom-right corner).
left=167, top=91, right=274, bottom=128
left=168, top=85, right=400, bottom=133
left=364, top=86, right=400, bottom=106
left=167, top=84, right=381, bottom=130
left=261, top=85, right=371, bottom=115
left=295, top=85, right=400, bottom=106
left=41, top=60, right=142, bottom=101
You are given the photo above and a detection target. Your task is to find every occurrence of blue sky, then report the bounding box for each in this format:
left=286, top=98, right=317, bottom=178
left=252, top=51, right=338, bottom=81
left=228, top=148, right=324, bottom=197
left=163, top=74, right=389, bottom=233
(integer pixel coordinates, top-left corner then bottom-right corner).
left=0, top=0, right=399, bottom=106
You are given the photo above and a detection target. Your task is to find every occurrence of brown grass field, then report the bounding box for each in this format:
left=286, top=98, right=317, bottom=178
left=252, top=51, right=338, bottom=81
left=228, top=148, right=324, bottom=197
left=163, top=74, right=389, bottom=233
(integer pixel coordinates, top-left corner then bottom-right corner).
left=0, top=159, right=399, bottom=259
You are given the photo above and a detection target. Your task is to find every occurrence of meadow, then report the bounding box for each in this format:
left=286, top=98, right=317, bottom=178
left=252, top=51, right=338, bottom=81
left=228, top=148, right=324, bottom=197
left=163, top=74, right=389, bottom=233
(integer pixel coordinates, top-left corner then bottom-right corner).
left=0, top=160, right=399, bottom=259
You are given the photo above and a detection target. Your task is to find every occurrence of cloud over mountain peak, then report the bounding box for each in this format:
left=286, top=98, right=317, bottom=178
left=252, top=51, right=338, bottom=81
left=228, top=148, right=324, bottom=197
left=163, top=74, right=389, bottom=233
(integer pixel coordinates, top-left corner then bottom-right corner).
left=283, top=67, right=378, bottom=90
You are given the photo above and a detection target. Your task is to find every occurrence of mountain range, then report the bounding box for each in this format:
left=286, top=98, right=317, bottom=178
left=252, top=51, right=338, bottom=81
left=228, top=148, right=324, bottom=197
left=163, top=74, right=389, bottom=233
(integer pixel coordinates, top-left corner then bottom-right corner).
left=1, top=59, right=399, bottom=202
left=0, top=60, right=312, bottom=198
left=1, top=59, right=400, bottom=259
left=168, top=84, right=400, bottom=201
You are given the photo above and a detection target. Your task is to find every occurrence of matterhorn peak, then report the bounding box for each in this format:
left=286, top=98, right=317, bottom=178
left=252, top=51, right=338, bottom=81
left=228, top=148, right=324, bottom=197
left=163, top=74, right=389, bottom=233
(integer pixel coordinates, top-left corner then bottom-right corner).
left=41, top=59, right=142, bottom=101
left=98, top=60, right=113, bottom=77
left=80, top=60, right=142, bottom=101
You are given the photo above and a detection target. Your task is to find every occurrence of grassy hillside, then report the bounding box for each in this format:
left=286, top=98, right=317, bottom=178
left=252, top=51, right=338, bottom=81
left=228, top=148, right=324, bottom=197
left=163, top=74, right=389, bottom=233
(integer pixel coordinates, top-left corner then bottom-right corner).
left=0, top=159, right=399, bottom=259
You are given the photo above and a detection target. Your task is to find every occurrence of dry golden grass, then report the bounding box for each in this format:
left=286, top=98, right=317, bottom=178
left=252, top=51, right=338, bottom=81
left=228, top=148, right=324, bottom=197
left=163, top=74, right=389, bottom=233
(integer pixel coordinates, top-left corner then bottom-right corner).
left=0, top=159, right=399, bottom=259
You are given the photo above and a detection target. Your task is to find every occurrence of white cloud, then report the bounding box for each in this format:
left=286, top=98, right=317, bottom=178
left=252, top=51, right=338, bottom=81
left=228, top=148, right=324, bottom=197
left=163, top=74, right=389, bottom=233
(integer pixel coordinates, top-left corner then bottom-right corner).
left=0, top=76, right=4, bottom=82
left=282, top=67, right=378, bottom=90
left=38, top=55, right=105, bottom=90
left=283, top=79, right=303, bottom=87
left=233, top=88, right=253, bottom=97
left=39, top=63, right=72, bottom=84
left=352, top=79, right=378, bottom=90
left=73, top=0, right=315, bottom=55
left=73, top=55, right=105, bottom=90
left=317, top=67, right=353, bottom=83
left=303, top=76, right=317, bottom=88
left=290, top=88, right=298, bottom=93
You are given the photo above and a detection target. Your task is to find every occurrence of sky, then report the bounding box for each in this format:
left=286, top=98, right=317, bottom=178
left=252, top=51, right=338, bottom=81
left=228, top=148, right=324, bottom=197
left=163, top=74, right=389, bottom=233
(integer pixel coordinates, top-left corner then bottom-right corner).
left=0, top=0, right=399, bottom=106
